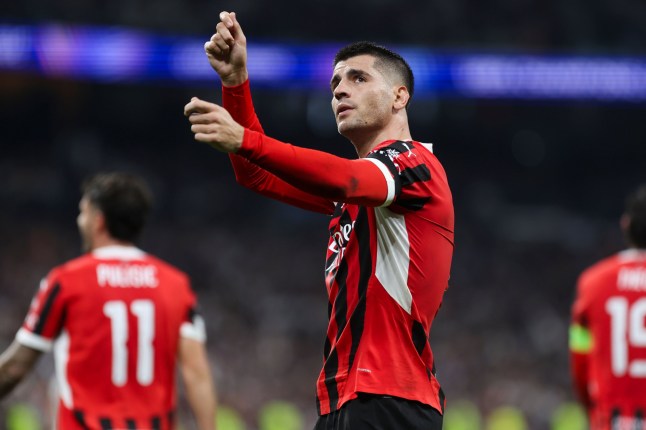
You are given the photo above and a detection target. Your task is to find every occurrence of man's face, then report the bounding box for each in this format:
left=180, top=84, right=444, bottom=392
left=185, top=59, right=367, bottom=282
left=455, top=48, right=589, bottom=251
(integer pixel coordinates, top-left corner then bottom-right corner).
left=330, top=55, right=396, bottom=138
left=77, top=196, right=100, bottom=252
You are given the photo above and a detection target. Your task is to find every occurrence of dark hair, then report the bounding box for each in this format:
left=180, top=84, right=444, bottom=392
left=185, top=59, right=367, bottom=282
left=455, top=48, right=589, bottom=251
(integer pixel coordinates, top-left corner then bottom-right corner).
left=625, top=184, right=646, bottom=248
left=82, top=172, right=153, bottom=242
left=334, top=41, right=414, bottom=105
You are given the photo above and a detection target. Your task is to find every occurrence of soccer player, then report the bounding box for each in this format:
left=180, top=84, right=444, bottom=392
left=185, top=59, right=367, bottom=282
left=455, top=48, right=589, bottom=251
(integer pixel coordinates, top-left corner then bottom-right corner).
left=184, top=12, right=454, bottom=430
left=0, top=173, right=217, bottom=430
left=570, top=184, right=646, bottom=430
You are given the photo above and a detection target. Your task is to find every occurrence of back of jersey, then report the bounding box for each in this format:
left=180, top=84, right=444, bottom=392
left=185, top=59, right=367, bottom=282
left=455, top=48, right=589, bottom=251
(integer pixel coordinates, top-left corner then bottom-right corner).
left=18, top=246, right=201, bottom=430
left=573, top=249, right=646, bottom=429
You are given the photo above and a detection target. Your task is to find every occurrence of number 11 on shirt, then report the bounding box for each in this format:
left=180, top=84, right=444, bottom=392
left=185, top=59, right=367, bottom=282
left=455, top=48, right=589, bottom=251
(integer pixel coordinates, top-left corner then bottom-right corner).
left=103, top=299, right=155, bottom=386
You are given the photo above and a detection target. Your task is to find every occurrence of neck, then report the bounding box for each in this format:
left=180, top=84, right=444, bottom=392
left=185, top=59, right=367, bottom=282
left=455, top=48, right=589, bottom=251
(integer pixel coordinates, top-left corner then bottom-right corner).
left=350, top=123, right=412, bottom=158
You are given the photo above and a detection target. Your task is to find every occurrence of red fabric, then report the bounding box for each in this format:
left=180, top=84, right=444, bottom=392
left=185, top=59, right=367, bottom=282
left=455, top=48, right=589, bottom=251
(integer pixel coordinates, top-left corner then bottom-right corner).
left=19, top=248, right=198, bottom=430
left=571, top=250, right=646, bottom=430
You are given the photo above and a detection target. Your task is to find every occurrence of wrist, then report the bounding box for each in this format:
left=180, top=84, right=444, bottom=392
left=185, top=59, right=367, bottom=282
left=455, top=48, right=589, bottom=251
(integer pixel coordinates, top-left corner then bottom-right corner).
left=221, top=70, right=249, bottom=87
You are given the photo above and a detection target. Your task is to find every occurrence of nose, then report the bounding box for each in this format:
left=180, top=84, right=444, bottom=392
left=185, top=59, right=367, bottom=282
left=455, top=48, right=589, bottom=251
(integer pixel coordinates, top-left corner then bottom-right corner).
left=333, top=80, right=349, bottom=100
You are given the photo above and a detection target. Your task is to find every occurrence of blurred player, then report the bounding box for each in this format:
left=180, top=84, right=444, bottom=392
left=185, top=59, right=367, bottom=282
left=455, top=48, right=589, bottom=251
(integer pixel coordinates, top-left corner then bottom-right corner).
left=0, top=173, right=217, bottom=430
left=184, top=12, right=454, bottom=430
left=570, top=184, right=646, bottom=430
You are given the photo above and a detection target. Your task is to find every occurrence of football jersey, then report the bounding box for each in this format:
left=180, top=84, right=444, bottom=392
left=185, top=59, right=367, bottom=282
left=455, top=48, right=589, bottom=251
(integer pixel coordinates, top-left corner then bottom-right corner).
left=317, top=139, right=454, bottom=414
left=16, top=245, right=205, bottom=430
left=572, top=249, right=646, bottom=430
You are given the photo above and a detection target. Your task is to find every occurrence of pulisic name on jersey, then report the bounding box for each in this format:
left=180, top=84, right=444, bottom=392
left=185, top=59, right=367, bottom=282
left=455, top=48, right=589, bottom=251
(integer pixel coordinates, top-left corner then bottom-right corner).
left=96, top=264, right=159, bottom=288
left=617, top=267, right=646, bottom=291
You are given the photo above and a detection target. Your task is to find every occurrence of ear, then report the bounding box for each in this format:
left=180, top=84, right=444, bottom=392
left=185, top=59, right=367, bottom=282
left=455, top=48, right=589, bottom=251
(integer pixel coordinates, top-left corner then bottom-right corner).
left=393, top=85, right=410, bottom=111
left=93, top=209, right=108, bottom=236
left=620, top=213, right=630, bottom=236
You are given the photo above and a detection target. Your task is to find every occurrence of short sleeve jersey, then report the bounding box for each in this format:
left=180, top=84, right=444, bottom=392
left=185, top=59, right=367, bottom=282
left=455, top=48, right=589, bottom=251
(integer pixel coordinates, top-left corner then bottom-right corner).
left=317, top=139, right=455, bottom=415
left=572, top=249, right=646, bottom=429
left=16, top=245, right=205, bottom=430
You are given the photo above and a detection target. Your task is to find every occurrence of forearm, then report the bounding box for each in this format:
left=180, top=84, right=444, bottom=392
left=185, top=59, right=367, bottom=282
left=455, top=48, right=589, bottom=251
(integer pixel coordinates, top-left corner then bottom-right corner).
left=570, top=351, right=591, bottom=408
left=184, top=374, right=217, bottom=430
left=238, top=130, right=389, bottom=206
left=180, top=338, right=217, bottom=430
left=0, top=341, right=40, bottom=399
left=222, top=80, right=262, bottom=132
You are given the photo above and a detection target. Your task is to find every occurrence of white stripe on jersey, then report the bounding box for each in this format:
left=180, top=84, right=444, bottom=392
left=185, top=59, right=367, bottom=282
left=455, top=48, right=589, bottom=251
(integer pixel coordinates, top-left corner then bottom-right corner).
left=16, top=328, right=53, bottom=352
left=53, top=330, right=73, bottom=408
left=374, top=206, right=413, bottom=314
left=180, top=315, right=207, bottom=343
left=365, top=158, right=396, bottom=207
left=420, top=142, right=434, bottom=153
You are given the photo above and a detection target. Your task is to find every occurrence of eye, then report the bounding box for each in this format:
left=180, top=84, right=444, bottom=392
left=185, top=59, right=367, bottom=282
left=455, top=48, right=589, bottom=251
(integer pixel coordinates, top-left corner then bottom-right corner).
left=355, top=75, right=366, bottom=83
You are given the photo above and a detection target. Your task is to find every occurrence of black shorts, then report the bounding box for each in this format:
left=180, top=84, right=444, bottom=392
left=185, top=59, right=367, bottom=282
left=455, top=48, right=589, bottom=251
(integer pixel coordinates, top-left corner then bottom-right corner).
left=314, top=393, right=443, bottom=430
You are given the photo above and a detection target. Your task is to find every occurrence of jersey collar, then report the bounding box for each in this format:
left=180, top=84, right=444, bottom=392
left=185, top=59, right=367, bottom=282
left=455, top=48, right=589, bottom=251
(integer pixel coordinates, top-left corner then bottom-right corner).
left=92, top=245, right=146, bottom=260
left=618, top=248, right=646, bottom=262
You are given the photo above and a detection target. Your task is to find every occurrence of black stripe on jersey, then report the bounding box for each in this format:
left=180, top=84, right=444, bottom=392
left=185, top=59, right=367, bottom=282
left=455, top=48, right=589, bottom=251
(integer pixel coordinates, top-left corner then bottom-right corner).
left=33, top=283, right=61, bottom=335
left=411, top=320, right=428, bottom=356
left=387, top=140, right=414, bottom=155
left=439, top=387, right=446, bottom=413
left=322, top=253, right=349, bottom=413
left=400, top=164, right=431, bottom=187
left=324, top=301, right=332, bottom=358
left=125, top=419, right=137, bottom=429
left=167, top=409, right=176, bottom=427
left=634, top=409, right=643, bottom=430
left=346, top=207, right=370, bottom=377
left=73, top=410, right=91, bottom=430
left=99, top=417, right=112, bottom=429
left=611, top=408, right=620, bottom=430
left=151, top=415, right=162, bottom=430
left=397, top=197, right=431, bottom=211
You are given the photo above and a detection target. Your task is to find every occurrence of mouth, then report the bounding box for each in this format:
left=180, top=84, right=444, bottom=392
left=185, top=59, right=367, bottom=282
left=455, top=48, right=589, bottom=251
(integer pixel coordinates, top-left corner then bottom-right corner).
left=336, top=104, right=353, bottom=117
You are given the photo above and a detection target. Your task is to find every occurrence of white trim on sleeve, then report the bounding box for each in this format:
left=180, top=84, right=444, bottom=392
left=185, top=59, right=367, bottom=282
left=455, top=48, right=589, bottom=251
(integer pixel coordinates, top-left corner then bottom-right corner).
left=365, top=158, right=396, bottom=207
left=180, top=315, right=207, bottom=343
left=16, top=328, right=53, bottom=352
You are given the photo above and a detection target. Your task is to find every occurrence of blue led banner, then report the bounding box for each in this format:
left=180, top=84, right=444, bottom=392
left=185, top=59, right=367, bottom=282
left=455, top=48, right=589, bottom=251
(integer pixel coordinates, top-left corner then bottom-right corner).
left=1, top=23, right=646, bottom=101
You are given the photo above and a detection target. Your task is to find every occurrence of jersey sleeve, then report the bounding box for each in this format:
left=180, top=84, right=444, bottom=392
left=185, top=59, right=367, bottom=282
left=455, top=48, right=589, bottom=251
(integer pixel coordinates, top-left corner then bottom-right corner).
left=16, top=269, right=67, bottom=352
left=569, top=273, right=593, bottom=408
left=236, top=129, right=392, bottom=207
left=223, top=81, right=336, bottom=215
left=367, top=141, right=437, bottom=212
left=178, top=278, right=207, bottom=343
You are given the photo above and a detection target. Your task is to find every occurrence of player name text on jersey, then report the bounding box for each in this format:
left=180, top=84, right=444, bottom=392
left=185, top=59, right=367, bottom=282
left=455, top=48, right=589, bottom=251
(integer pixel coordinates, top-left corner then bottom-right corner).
left=96, top=264, right=159, bottom=288
left=617, top=267, right=646, bottom=291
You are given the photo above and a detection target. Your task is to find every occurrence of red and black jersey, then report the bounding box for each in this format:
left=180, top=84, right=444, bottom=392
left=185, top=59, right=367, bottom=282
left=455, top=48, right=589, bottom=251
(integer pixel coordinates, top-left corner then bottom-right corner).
left=222, top=81, right=455, bottom=415
left=16, top=246, right=205, bottom=430
left=571, top=249, right=646, bottom=430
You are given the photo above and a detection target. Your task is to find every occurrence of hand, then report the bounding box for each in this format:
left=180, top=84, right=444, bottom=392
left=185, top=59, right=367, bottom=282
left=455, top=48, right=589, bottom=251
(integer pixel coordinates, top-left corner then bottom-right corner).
left=205, top=11, right=248, bottom=86
left=184, top=97, right=245, bottom=153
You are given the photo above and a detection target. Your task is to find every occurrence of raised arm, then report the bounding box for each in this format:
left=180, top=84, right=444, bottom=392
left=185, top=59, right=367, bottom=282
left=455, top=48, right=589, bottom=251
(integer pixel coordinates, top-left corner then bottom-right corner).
left=185, top=98, right=391, bottom=207
left=199, top=12, right=337, bottom=214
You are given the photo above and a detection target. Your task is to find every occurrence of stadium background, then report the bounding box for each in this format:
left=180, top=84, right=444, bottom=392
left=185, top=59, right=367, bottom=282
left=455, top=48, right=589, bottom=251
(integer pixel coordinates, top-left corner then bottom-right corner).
left=1, top=0, right=645, bottom=428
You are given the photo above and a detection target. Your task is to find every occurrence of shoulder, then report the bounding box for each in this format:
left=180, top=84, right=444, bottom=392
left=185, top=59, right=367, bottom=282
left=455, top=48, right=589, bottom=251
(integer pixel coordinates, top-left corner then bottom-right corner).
left=142, top=254, right=191, bottom=285
left=46, top=254, right=96, bottom=284
left=577, top=253, right=623, bottom=292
